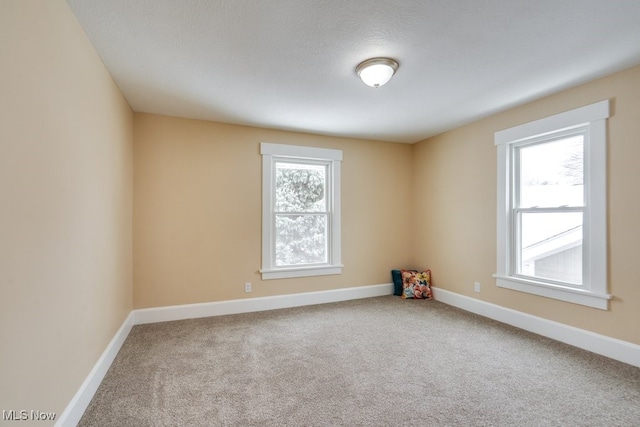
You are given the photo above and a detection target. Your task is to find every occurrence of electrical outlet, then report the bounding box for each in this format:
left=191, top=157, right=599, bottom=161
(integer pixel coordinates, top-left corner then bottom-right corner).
left=244, top=282, right=252, bottom=293
left=474, top=282, right=480, bottom=293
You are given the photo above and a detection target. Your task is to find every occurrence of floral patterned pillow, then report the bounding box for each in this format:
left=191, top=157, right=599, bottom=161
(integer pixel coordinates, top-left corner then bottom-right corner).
left=400, top=269, right=433, bottom=300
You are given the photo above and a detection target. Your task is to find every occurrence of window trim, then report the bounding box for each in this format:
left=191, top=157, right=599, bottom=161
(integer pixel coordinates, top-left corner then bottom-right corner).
left=494, top=100, right=611, bottom=309
left=260, top=142, right=342, bottom=280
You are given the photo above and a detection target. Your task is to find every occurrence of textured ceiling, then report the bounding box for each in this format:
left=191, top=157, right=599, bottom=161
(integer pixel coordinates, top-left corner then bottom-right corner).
left=66, top=0, right=640, bottom=143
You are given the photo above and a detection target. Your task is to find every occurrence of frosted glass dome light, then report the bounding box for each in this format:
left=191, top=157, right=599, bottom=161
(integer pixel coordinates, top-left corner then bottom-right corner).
left=355, top=58, right=399, bottom=88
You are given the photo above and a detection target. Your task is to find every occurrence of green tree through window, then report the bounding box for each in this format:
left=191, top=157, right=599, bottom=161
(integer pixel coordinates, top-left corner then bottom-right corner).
left=275, top=162, right=327, bottom=266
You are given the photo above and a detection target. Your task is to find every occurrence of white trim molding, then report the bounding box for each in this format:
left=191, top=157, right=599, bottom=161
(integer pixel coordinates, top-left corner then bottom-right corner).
left=259, top=264, right=344, bottom=280
left=260, top=142, right=343, bottom=280
left=55, top=312, right=134, bottom=427
left=494, top=100, right=611, bottom=309
left=494, top=100, right=610, bottom=145
left=134, top=283, right=393, bottom=324
left=432, top=287, right=640, bottom=368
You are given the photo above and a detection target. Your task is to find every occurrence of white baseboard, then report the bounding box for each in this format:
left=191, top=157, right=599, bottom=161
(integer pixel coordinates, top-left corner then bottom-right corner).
left=432, top=287, right=640, bottom=368
left=55, top=311, right=134, bottom=427
left=134, top=283, right=394, bottom=324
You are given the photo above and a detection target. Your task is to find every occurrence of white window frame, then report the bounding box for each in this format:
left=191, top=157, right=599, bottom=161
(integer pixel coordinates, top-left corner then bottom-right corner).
left=494, top=100, right=611, bottom=309
left=260, top=142, right=342, bottom=280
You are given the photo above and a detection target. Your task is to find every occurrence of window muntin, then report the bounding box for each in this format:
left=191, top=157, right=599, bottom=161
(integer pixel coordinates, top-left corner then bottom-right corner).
left=260, top=143, right=342, bottom=280
left=494, top=100, right=611, bottom=309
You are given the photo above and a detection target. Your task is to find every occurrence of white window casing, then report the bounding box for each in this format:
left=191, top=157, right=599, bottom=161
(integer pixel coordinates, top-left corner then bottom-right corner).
left=260, top=142, right=342, bottom=280
left=494, top=100, right=611, bottom=309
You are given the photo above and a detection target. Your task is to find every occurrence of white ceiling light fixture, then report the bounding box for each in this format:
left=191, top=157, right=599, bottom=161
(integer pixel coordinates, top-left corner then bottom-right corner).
left=355, top=57, right=399, bottom=88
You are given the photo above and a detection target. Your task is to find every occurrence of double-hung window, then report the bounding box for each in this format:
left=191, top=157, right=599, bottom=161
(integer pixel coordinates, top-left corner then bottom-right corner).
left=260, top=143, right=342, bottom=280
left=494, top=100, right=611, bottom=309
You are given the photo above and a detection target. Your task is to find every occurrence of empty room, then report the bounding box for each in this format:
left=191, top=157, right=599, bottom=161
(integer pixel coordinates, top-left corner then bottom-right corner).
left=2, top=1, right=640, bottom=426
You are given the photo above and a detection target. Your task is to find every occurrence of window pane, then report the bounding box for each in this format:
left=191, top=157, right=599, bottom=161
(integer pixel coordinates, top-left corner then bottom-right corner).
left=518, top=212, right=582, bottom=285
left=518, top=135, right=584, bottom=208
left=275, top=162, right=326, bottom=212
left=275, top=214, right=327, bottom=266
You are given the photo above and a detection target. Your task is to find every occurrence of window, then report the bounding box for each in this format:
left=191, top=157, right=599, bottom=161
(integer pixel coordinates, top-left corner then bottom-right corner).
left=260, top=143, right=342, bottom=279
left=494, top=100, right=611, bottom=309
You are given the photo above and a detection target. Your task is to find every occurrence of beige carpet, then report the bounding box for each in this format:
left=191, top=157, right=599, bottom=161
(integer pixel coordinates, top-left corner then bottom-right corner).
left=79, top=296, right=640, bottom=426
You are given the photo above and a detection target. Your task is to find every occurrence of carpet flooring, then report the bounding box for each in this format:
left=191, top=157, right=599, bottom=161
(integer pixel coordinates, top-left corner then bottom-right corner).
left=79, top=296, right=640, bottom=426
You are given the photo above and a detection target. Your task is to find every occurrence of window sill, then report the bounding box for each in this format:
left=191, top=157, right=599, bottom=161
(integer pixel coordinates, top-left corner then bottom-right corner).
left=261, top=265, right=343, bottom=280
left=493, top=274, right=611, bottom=310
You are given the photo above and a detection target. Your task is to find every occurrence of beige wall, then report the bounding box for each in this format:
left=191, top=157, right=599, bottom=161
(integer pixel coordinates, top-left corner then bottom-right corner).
left=133, top=114, right=414, bottom=308
left=413, top=64, right=640, bottom=345
left=0, top=0, right=133, bottom=421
